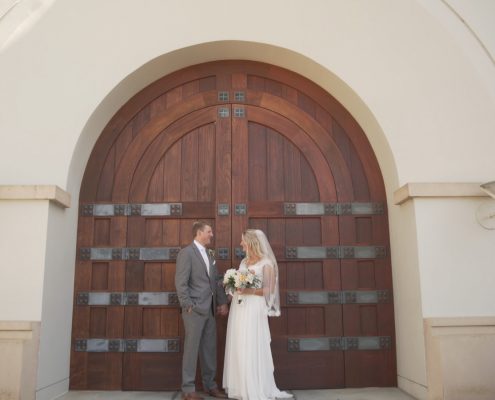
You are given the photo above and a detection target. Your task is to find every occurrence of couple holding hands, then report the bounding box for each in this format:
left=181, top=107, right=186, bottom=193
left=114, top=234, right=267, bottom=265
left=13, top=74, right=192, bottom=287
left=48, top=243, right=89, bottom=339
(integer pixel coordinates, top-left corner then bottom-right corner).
left=175, top=221, right=293, bottom=400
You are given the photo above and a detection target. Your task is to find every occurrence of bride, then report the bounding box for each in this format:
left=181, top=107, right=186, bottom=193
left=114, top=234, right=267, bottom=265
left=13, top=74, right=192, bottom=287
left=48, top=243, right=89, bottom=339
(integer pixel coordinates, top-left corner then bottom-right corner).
left=223, top=229, right=293, bottom=400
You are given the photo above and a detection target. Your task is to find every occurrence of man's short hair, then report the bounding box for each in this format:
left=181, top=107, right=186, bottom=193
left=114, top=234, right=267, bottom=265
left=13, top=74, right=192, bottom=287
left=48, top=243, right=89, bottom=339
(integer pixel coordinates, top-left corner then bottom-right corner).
left=192, top=220, right=211, bottom=238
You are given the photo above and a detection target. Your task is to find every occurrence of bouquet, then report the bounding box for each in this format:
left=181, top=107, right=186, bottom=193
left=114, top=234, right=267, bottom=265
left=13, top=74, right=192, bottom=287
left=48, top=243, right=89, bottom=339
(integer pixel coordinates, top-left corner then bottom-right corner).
left=223, top=268, right=261, bottom=304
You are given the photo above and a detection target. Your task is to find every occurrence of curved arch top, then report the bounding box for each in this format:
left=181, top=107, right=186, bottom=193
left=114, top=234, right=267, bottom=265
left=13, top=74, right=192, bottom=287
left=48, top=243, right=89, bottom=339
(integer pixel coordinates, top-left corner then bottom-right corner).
left=69, top=42, right=398, bottom=201
left=80, top=59, right=388, bottom=206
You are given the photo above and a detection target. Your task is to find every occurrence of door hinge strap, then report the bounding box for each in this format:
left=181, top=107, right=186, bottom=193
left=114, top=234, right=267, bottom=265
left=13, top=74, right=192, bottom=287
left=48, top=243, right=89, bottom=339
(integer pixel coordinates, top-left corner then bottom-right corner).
left=74, top=338, right=180, bottom=352
left=287, top=290, right=390, bottom=305
left=284, top=202, right=384, bottom=216
left=288, top=336, right=392, bottom=351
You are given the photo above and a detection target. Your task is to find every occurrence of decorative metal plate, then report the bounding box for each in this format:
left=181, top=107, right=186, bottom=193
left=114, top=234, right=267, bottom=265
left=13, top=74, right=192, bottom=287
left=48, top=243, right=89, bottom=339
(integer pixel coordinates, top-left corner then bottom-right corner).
left=79, top=247, right=181, bottom=261
left=218, top=91, right=229, bottom=101
left=218, top=203, right=230, bottom=216
left=235, top=204, right=247, bottom=215
left=283, top=202, right=384, bottom=216
left=234, top=91, right=245, bottom=101
left=217, top=248, right=229, bottom=260
left=287, top=336, right=392, bottom=352
left=286, top=290, right=391, bottom=305
left=75, top=338, right=180, bottom=352
left=218, top=107, right=229, bottom=118
left=233, top=108, right=245, bottom=118
left=285, top=246, right=386, bottom=259
left=234, top=247, right=246, bottom=259
left=80, top=203, right=182, bottom=216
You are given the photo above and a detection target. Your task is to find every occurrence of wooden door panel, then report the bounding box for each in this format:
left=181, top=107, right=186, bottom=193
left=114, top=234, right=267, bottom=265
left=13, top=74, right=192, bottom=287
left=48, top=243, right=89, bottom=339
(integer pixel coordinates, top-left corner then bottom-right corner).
left=123, top=353, right=182, bottom=390
left=72, top=61, right=396, bottom=390
left=235, top=105, right=346, bottom=387
left=272, top=342, right=345, bottom=389
left=345, top=350, right=396, bottom=387
left=120, top=105, right=225, bottom=389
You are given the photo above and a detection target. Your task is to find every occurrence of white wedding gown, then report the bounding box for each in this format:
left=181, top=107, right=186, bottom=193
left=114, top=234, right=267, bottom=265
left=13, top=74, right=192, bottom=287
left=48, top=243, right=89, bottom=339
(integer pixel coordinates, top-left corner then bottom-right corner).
left=223, top=259, right=293, bottom=400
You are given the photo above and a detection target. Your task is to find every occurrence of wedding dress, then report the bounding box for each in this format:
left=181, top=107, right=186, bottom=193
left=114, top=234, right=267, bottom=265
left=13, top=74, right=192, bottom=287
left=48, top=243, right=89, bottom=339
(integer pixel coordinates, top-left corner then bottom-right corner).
left=223, top=257, right=293, bottom=400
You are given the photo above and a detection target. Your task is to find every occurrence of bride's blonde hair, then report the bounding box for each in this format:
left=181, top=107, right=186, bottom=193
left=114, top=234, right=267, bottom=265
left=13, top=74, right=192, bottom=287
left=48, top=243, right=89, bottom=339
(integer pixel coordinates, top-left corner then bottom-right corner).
left=242, top=229, right=264, bottom=260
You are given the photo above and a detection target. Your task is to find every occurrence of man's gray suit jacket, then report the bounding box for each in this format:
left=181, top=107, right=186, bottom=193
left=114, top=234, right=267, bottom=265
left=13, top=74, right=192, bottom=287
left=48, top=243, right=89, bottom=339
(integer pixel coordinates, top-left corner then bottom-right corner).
left=175, top=243, right=227, bottom=315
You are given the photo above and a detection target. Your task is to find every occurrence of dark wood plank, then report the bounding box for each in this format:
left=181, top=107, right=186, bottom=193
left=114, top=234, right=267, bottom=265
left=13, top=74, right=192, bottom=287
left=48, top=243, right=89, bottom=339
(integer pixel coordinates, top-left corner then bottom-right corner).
left=248, top=123, right=267, bottom=201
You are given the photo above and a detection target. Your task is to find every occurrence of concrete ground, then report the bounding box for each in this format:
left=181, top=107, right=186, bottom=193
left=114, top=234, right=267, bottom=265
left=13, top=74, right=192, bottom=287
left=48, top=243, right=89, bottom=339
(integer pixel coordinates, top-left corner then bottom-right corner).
left=58, top=388, right=416, bottom=400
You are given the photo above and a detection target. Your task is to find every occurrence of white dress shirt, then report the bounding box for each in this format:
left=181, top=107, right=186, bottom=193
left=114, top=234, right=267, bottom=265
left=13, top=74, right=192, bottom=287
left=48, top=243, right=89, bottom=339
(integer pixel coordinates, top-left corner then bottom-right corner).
left=194, top=240, right=210, bottom=276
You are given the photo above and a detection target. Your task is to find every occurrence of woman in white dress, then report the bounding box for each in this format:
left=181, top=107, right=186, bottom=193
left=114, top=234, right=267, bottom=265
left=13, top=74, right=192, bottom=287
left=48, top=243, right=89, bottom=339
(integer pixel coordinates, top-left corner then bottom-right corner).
left=223, top=229, right=293, bottom=400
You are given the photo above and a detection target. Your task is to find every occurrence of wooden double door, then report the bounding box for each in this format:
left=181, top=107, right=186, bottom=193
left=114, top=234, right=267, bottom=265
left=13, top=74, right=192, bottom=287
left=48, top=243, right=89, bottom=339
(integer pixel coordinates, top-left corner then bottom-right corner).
left=70, top=61, right=396, bottom=390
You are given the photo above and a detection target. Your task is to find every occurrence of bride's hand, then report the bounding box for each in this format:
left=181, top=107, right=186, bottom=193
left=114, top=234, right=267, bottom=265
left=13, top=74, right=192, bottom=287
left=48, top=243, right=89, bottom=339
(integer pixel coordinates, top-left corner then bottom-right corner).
left=237, top=288, right=254, bottom=295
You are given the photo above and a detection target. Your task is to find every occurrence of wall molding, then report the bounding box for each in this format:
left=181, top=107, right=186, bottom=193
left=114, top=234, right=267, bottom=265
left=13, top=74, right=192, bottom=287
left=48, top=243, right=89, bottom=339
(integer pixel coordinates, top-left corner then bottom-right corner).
left=394, top=183, right=486, bottom=205
left=0, top=185, right=71, bottom=208
left=424, top=317, right=495, bottom=399
left=0, top=321, right=40, bottom=400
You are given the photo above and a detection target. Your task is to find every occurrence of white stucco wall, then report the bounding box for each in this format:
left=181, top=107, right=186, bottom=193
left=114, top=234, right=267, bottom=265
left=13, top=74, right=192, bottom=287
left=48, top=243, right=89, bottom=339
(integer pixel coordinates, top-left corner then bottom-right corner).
left=0, top=200, right=48, bottom=321
left=1, top=1, right=494, bottom=399
left=36, top=202, right=76, bottom=400
left=416, top=198, right=495, bottom=317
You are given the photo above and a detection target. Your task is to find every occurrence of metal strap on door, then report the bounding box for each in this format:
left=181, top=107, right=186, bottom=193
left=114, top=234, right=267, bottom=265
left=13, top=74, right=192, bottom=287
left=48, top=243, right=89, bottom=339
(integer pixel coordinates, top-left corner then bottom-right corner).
left=288, top=336, right=392, bottom=351
left=79, top=247, right=181, bottom=261
left=285, top=246, right=386, bottom=259
left=76, top=292, right=179, bottom=306
left=284, top=202, right=384, bottom=215
left=74, top=338, right=180, bottom=353
left=80, top=203, right=182, bottom=216
left=287, top=290, right=390, bottom=305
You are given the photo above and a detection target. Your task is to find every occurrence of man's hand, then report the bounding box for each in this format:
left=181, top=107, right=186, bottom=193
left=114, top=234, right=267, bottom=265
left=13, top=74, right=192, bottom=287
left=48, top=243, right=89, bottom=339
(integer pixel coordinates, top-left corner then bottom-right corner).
left=217, top=304, right=228, bottom=316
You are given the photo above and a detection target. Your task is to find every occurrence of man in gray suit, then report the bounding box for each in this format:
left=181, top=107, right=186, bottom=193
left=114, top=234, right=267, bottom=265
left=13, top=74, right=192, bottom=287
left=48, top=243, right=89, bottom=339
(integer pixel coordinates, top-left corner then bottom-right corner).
left=175, top=221, right=229, bottom=400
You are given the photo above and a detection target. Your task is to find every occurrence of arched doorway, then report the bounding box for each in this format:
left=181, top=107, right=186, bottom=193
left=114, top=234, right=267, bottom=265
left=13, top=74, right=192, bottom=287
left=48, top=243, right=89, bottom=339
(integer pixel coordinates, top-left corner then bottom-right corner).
left=70, top=60, right=396, bottom=390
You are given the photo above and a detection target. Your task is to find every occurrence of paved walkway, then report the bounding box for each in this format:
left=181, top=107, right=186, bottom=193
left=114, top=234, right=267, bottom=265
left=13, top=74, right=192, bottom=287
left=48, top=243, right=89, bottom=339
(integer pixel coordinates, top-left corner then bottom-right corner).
left=59, top=388, right=416, bottom=400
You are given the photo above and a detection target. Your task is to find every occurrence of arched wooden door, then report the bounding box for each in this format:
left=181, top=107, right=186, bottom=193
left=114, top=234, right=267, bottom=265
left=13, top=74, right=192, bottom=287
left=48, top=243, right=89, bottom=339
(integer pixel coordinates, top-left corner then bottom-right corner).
left=70, top=61, right=396, bottom=390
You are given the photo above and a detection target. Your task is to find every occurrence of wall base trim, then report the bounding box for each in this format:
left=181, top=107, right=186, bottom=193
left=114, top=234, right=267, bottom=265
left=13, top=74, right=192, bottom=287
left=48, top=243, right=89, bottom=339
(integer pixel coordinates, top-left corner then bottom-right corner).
left=0, top=321, right=40, bottom=400
left=36, top=378, right=69, bottom=400
left=397, top=375, right=427, bottom=400
left=424, top=317, right=495, bottom=400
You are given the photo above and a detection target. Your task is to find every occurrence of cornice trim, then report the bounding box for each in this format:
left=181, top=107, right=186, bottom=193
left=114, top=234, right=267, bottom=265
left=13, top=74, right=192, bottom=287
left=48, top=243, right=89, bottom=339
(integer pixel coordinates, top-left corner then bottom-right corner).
left=0, top=185, right=71, bottom=208
left=394, top=183, right=486, bottom=205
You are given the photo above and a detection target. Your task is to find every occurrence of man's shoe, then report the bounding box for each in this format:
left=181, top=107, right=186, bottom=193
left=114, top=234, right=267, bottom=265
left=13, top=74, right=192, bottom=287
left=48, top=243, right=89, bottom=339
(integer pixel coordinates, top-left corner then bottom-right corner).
left=182, top=392, right=204, bottom=400
left=207, top=388, right=228, bottom=398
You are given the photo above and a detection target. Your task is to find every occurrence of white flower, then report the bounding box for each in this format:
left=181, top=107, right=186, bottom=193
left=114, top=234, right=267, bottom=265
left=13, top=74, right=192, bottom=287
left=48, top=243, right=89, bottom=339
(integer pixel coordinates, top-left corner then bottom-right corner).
left=223, top=268, right=237, bottom=284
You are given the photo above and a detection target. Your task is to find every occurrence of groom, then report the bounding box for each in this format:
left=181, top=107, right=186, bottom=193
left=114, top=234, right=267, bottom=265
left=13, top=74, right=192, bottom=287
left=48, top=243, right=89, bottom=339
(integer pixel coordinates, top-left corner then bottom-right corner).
left=175, top=221, right=229, bottom=400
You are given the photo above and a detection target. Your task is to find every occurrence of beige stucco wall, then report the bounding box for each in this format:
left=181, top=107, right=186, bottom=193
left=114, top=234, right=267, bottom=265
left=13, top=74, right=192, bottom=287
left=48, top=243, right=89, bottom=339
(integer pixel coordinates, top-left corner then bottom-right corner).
left=0, top=1, right=494, bottom=399
left=0, top=200, right=49, bottom=321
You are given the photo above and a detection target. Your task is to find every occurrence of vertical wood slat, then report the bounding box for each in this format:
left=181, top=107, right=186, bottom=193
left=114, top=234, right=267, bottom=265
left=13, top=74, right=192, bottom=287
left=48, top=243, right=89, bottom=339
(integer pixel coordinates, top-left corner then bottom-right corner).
left=267, top=130, right=285, bottom=201
left=248, top=123, right=267, bottom=201
left=181, top=129, right=199, bottom=201
left=163, top=141, right=182, bottom=202
left=147, top=158, right=164, bottom=202
left=197, top=124, right=215, bottom=202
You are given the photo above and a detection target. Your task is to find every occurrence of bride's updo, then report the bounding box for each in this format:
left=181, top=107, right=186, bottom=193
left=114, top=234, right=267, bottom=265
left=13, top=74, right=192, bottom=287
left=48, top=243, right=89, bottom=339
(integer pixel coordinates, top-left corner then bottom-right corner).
left=242, top=229, right=264, bottom=260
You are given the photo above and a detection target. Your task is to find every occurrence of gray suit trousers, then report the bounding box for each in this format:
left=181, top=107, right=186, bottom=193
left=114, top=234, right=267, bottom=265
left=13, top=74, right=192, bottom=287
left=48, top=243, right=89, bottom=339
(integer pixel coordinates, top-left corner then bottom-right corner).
left=181, top=309, right=217, bottom=393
